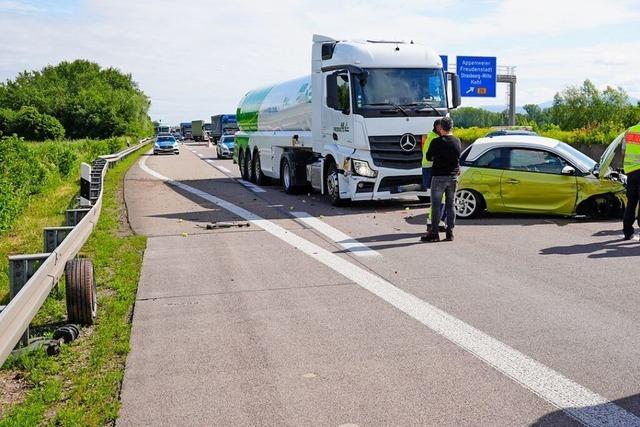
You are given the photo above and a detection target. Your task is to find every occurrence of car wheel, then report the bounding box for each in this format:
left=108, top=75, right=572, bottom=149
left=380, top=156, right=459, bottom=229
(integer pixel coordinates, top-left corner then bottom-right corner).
left=455, top=189, right=484, bottom=218
left=326, top=161, right=349, bottom=206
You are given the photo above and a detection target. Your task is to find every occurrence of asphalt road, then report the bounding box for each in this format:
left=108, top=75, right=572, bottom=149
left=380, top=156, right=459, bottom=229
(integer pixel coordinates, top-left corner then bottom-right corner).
left=117, top=141, right=640, bottom=426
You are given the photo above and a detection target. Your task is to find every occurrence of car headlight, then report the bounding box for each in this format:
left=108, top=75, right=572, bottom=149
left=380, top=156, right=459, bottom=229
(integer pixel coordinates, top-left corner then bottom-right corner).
left=154, top=143, right=160, bottom=148
left=351, top=159, right=377, bottom=178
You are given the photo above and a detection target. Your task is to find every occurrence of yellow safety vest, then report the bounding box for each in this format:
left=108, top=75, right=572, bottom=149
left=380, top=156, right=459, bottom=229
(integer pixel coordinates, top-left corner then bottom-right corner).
left=422, top=130, right=438, bottom=168
left=624, top=124, right=640, bottom=175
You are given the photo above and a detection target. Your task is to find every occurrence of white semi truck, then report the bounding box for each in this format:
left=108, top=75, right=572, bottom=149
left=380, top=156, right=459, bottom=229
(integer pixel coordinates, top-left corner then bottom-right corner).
left=234, top=34, right=461, bottom=205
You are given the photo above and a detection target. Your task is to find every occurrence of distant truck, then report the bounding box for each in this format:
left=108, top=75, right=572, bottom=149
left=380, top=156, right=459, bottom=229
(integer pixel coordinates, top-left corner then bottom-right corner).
left=180, top=122, right=192, bottom=139
left=155, top=125, right=171, bottom=135
left=211, top=114, right=238, bottom=144
left=191, top=120, right=207, bottom=142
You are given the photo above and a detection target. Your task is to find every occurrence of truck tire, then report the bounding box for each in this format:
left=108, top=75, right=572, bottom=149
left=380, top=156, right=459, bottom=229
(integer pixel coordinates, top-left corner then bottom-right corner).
left=326, top=162, right=349, bottom=206
left=65, top=258, right=97, bottom=325
left=242, top=149, right=251, bottom=181
left=281, top=158, right=297, bottom=194
left=252, top=150, right=270, bottom=185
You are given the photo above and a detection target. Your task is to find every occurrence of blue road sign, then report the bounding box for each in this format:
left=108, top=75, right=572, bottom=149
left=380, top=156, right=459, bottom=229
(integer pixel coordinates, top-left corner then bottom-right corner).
left=456, top=56, right=496, bottom=97
left=440, top=55, right=448, bottom=72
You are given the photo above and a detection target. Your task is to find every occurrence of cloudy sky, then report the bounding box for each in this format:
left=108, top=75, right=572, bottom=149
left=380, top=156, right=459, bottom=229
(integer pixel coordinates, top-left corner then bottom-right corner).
left=1, top=0, right=639, bottom=124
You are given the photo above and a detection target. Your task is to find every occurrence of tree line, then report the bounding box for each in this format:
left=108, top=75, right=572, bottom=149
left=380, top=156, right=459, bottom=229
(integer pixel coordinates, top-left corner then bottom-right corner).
left=0, top=60, right=153, bottom=141
left=451, top=80, right=640, bottom=134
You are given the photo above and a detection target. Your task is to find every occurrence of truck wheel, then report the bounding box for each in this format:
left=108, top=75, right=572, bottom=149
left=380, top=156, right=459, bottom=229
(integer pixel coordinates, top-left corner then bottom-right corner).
left=253, top=151, right=269, bottom=185
left=242, top=150, right=251, bottom=181
left=326, top=162, right=349, bottom=206
left=65, top=258, right=97, bottom=325
left=281, top=158, right=297, bottom=194
left=238, top=150, right=245, bottom=175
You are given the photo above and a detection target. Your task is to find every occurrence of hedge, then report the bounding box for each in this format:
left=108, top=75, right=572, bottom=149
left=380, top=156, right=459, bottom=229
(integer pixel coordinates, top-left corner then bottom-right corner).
left=0, top=136, right=131, bottom=234
left=453, top=126, right=623, bottom=146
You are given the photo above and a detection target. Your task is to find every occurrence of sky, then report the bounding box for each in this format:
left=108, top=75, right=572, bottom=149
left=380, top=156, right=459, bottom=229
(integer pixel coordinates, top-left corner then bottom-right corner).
left=1, top=0, right=640, bottom=124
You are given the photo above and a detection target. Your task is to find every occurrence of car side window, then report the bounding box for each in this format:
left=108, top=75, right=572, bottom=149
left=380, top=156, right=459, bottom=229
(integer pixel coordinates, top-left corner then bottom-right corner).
left=474, top=148, right=506, bottom=169
left=507, top=148, right=568, bottom=174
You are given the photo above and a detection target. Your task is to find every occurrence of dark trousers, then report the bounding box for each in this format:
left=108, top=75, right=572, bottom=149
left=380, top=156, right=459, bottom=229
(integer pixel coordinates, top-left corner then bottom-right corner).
left=623, top=170, right=640, bottom=237
left=430, top=176, right=457, bottom=232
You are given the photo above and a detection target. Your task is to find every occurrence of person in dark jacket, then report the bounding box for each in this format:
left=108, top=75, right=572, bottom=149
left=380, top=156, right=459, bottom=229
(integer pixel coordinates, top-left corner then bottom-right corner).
left=421, top=117, right=461, bottom=242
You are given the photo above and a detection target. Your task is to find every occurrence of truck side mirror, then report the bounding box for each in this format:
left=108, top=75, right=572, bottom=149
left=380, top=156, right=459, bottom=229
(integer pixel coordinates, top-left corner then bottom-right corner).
left=449, top=72, right=462, bottom=109
left=326, top=73, right=339, bottom=110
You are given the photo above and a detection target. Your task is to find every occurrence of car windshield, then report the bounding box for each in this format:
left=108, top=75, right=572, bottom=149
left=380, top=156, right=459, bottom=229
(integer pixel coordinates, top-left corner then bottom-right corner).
left=555, top=142, right=596, bottom=171
left=157, top=137, right=175, bottom=143
left=222, top=137, right=234, bottom=144
left=353, top=68, right=446, bottom=115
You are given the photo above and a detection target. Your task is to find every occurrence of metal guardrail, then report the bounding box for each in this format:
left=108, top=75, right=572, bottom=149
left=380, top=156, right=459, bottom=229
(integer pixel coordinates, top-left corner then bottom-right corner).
left=0, top=138, right=152, bottom=366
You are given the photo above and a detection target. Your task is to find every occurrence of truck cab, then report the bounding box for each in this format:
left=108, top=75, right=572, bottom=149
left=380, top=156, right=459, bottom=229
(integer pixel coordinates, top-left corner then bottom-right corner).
left=310, top=35, right=461, bottom=202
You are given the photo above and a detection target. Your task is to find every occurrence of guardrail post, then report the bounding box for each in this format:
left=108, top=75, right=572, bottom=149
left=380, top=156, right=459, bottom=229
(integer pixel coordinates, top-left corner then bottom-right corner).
left=8, top=253, right=52, bottom=348
left=43, top=227, right=75, bottom=295
left=66, top=208, right=91, bottom=226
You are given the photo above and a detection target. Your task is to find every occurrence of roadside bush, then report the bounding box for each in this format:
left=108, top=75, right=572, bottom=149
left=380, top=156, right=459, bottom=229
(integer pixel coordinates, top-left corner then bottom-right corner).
left=455, top=124, right=623, bottom=146
left=0, top=136, right=139, bottom=234
left=453, top=127, right=492, bottom=144
left=10, top=106, right=65, bottom=141
left=0, top=108, right=15, bottom=136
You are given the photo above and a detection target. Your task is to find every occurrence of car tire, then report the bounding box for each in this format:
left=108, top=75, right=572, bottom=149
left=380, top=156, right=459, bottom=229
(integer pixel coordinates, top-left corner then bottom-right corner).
left=326, top=161, right=349, bottom=206
left=455, top=189, right=484, bottom=218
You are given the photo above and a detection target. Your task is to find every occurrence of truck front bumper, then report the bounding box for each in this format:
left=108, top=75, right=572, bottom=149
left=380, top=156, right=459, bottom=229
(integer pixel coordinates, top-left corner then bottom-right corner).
left=341, top=168, right=429, bottom=201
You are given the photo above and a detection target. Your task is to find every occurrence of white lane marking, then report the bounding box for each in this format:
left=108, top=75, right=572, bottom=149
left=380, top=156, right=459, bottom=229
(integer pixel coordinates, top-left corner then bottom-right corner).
left=238, top=179, right=266, bottom=193
left=214, top=164, right=231, bottom=174
left=291, top=211, right=380, bottom=257
left=197, top=153, right=204, bottom=157
left=138, top=155, right=640, bottom=427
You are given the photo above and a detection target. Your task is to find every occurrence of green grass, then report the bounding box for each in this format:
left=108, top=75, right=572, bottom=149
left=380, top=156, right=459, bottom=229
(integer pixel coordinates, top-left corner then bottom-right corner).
left=0, top=144, right=149, bottom=426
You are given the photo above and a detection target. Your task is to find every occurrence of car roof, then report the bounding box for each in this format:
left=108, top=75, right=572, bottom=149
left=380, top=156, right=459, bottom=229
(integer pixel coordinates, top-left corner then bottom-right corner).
left=485, top=130, right=538, bottom=137
left=465, top=135, right=563, bottom=160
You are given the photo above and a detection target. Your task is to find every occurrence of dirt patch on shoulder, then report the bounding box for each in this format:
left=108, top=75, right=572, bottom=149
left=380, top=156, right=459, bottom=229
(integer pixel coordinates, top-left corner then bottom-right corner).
left=117, top=175, right=135, bottom=238
left=0, top=370, right=30, bottom=418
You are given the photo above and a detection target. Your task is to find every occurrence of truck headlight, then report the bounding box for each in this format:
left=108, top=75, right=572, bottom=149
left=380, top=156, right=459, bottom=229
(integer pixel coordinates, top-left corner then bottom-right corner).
left=351, top=159, right=377, bottom=178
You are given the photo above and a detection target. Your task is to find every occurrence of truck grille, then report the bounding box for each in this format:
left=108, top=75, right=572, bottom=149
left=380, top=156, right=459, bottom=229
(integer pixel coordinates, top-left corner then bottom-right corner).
left=368, top=135, right=423, bottom=170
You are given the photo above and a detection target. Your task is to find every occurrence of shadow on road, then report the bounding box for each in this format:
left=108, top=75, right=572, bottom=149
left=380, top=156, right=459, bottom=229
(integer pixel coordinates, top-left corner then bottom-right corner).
left=531, top=393, right=640, bottom=426
left=540, top=238, right=640, bottom=258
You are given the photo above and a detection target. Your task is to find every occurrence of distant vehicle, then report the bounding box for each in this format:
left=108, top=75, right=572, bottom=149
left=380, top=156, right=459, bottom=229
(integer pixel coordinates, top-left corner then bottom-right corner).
left=172, top=132, right=183, bottom=141
left=211, top=114, right=238, bottom=144
left=455, top=135, right=626, bottom=218
left=216, top=135, right=235, bottom=159
left=191, top=120, right=207, bottom=142
left=155, top=125, right=171, bottom=135
left=180, top=122, right=192, bottom=139
left=485, top=129, right=539, bottom=137
left=153, top=135, right=179, bottom=155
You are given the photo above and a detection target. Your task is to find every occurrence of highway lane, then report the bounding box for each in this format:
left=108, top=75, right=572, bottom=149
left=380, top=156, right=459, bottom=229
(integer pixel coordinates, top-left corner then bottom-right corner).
left=118, top=142, right=640, bottom=426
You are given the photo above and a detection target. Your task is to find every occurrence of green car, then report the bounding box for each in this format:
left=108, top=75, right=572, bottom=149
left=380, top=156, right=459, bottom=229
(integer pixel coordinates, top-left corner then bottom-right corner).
left=455, top=134, right=626, bottom=218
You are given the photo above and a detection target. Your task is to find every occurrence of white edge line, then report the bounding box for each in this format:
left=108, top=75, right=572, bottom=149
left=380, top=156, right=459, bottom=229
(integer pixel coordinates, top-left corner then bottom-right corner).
left=291, top=211, right=380, bottom=257
left=138, top=154, right=640, bottom=427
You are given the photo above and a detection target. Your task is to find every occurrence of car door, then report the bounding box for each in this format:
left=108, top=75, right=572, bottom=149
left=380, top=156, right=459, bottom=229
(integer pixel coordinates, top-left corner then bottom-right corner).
left=501, top=148, right=578, bottom=215
left=461, top=147, right=507, bottom=211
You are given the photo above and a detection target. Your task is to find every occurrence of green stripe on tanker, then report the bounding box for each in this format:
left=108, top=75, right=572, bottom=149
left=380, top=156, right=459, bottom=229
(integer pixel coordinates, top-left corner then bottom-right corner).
left=236, top=76, right=312, bottom=133
left=236, top=85, right=275, bottom=132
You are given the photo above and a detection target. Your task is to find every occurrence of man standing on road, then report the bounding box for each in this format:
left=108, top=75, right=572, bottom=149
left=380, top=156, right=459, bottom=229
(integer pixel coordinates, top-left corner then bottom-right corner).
left=622, top=123, right=640, bottom=240
left=422, top=119, right=446, bottom=234
left=421, top=117, right=461, bottom=242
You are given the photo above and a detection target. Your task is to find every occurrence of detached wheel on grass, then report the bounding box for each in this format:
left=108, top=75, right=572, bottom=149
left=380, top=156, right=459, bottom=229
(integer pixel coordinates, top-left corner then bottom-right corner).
left=65, top=258, right=97, bottom=325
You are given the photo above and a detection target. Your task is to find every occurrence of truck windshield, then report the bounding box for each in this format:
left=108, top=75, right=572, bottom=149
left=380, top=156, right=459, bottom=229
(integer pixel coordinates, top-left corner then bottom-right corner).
left=353, top=68, right=446, bottom=117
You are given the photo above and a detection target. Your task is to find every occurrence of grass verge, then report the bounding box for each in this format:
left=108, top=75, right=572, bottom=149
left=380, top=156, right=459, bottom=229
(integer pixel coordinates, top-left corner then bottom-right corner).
left=0, top=145, right=149, bottom=426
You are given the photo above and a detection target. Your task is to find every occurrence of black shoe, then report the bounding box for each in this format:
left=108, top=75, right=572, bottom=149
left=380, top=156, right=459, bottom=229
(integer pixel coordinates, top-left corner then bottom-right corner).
left=445, top=229, right=454, bottom=241
left=623, top=233, right=634, bottom=241
left=421, top=233, right=440, bottom=242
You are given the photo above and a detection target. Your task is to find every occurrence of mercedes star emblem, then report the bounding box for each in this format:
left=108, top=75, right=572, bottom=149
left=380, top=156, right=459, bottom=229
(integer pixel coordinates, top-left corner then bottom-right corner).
left=399, top=134, right=417, bottom=152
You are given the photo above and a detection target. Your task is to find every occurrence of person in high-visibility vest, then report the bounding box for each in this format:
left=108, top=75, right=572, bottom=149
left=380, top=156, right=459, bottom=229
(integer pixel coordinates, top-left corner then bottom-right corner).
left=622, top=123, right=640, bottom=240
left=421, top=119, right=446, bottom=234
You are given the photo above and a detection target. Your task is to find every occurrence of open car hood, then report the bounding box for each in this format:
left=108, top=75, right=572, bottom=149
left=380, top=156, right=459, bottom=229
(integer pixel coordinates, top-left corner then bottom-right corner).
left=597, top=131, right=625, bottom=179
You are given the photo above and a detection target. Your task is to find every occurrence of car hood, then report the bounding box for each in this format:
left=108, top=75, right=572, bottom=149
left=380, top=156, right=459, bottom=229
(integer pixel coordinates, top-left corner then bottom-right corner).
left=597, top=131, right=625, bottom=178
